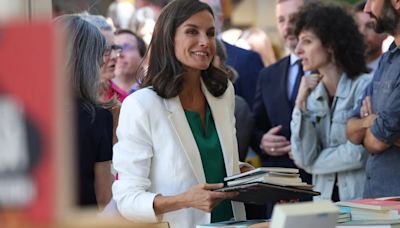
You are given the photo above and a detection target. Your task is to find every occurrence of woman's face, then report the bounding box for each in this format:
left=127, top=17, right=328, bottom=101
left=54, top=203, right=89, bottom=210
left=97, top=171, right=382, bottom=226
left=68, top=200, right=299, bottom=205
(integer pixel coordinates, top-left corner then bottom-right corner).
left=174, top=10, right=216, bottom=72
left=101, top=30, right=118, bottom=82
left=295, top=30, right=331, bottom=72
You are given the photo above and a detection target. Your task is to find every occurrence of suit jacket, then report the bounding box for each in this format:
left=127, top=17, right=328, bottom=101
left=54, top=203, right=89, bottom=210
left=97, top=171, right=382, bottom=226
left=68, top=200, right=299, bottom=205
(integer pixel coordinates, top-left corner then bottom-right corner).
left=252, top=56, right=311, bottom=184
left=224, top=41, right=264, bottom=108
left=112, top=80, right=245, bottom=228
left=235, top=95, right=254, bottom=161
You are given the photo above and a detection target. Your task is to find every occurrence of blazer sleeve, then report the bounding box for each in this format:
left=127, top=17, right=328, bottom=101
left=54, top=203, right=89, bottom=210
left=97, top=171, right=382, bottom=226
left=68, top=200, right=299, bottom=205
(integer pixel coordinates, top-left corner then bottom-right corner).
left=112, top=95, right=159, bottom=222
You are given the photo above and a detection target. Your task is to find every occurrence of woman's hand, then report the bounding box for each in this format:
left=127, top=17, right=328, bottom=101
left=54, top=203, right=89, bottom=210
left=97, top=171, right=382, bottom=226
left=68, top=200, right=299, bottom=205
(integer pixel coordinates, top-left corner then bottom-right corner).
left=181, top=183, right=238, bottom=213
left=153, top=183, right=238, bottom=215
left=295, top=74, right=322, bottom=112
left=360, top=96, right=373, bottom=118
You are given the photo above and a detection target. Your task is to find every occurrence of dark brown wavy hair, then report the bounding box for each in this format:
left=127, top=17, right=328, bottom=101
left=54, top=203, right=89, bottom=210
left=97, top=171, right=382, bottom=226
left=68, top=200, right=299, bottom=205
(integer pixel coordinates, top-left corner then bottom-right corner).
left=295, top=2, right=369, bottom=79
left=139, top=0, right=228, bottom=98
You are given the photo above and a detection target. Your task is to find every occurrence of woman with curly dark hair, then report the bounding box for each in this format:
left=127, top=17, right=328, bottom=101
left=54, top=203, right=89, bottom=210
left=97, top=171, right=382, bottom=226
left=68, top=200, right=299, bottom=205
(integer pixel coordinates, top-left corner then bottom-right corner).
left=290, top=2, right=371, bottom=202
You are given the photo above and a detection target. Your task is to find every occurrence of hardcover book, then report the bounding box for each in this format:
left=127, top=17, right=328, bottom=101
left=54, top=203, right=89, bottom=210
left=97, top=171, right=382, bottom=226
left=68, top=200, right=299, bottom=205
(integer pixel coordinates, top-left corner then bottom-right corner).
left=214, top=182, right=319, bottom=204
left=336, top=199, right=400, bottom=211
left=224, top=167, right=299, bottom=182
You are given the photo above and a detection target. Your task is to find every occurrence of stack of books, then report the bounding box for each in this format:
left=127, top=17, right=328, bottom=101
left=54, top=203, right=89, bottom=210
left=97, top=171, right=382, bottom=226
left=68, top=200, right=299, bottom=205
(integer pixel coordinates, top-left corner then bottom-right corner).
left=336, top=198, right=400, bottom=221
left=337, top=208, right=351, bottom=223
left=214, top=167, right=319, bottom=204
left=224, top=167, right=311, bottom=188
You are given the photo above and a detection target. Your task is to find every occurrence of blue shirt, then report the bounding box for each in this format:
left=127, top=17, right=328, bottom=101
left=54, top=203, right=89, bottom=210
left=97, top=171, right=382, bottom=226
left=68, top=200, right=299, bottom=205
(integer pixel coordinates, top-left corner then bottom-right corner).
left=353, top=46, right=400, bottom=197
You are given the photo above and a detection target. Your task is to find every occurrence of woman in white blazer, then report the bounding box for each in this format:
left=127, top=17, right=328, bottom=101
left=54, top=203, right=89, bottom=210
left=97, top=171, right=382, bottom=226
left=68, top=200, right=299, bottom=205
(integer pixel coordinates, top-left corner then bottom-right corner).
left=112, top=0, right=246, bottom=227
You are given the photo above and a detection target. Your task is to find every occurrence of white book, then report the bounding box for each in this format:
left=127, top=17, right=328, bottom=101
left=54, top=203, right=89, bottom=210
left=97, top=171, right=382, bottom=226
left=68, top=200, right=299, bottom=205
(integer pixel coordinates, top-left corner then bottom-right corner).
left=227, top=174, right=303, bottom=187
left=269, top=201, right=338, bottom=228
left=348, top=208, right=400, bottom=221
left=224, top=167, right=299, bottom=182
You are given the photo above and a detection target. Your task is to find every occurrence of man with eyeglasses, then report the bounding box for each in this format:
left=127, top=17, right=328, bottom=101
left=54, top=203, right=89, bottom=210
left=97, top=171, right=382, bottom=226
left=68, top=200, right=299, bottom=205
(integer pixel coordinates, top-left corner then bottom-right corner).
left=114, top=29, right=147, bottom=97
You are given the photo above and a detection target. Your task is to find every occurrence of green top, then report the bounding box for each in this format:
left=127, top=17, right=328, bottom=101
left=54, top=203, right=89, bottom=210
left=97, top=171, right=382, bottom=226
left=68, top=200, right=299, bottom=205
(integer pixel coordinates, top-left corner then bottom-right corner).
left=184, top=104, right=233, bottom=222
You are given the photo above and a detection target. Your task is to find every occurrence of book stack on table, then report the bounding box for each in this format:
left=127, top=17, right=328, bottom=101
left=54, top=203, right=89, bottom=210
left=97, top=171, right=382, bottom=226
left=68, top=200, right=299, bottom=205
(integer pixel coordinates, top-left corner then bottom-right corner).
left=196, top=219, right=269, bottom=228
left=336, top=197, right=400, bottom=228
left=337, top=210, right=351, bottom=223
left=214, top=167, right=319, bottom=204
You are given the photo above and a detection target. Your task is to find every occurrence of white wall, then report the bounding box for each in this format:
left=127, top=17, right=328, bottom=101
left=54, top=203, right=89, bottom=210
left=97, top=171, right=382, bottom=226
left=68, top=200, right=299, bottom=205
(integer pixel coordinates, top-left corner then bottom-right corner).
left=0, top=0, right=51, bottom=23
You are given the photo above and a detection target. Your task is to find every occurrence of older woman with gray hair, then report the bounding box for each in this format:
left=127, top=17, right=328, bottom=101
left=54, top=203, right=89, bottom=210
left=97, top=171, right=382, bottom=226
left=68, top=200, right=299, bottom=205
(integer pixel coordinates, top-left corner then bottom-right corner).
left=82, top=14, right=124, bottom=145
left=55, top=14, right=114, bottom=209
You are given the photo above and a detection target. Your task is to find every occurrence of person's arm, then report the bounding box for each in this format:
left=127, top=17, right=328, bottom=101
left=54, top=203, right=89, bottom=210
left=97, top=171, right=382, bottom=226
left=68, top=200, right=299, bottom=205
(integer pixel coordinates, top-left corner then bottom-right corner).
left=290, top=107, right=320, bottom=172
left=363, top=128, right=391, bottom=153
left=363, top=81, right=400, bottom=153
left=109, top=105, right=120, bottom=145
left=347, top=114, right=376, bottom=145
left=305, top=141, right=366, bottom=175
left=153, top=183, right=237, bottom=215
left=290, top=75, right=323, bottom=170
left=94, top=161, right=114, bottom=209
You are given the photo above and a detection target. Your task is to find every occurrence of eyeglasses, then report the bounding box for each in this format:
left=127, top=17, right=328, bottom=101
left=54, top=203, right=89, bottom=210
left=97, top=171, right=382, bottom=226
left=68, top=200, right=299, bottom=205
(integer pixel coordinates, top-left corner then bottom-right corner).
left=119, top=44, right=136, bottom=52
left=104, top=44, right=123, bottom=56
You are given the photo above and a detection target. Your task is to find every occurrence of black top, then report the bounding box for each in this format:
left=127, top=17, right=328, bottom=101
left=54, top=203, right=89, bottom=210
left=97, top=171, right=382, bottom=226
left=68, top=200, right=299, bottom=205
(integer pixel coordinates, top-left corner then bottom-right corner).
left=76, top=102, right=113, bottom=206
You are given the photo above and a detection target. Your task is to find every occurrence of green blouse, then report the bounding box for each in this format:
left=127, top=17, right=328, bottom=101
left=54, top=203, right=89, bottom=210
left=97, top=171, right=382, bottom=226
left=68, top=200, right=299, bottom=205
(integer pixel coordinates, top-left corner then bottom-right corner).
left=184, top=104, right=233, bottom=222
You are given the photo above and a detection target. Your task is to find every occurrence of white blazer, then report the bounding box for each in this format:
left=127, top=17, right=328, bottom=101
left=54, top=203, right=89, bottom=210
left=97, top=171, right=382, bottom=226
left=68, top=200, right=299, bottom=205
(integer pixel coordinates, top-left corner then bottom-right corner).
left=112, top=80, right=246, bottom=228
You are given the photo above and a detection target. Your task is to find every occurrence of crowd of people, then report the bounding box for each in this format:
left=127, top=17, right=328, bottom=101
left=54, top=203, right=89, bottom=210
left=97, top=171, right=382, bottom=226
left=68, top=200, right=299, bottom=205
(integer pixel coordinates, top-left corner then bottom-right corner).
left=56, top=0, right=400, bottom=227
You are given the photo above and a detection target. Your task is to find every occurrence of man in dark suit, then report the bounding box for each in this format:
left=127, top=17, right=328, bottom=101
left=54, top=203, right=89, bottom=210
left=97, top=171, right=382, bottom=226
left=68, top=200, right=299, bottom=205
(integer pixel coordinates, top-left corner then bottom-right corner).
left=200, top=0, right=264, bottom=108
left=225, top=41, right=264, bottom=108
left=252, top=0, right=312, bottom=218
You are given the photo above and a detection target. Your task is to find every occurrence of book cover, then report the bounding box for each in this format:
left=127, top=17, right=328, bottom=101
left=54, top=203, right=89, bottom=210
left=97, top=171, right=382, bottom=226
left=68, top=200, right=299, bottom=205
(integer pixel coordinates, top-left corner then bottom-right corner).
left=337, top=199, right=400, bottom=211
left=214, top=182, right=319, bottom=204
left=339, top=206, right=400, bottom=221
left=227, top=173, right=302, bottom=187
left=224, top=167, right=299, bottom=182
left=0, top=21, right=58, bottom=227
left=336, top=220, right=400, bottom=228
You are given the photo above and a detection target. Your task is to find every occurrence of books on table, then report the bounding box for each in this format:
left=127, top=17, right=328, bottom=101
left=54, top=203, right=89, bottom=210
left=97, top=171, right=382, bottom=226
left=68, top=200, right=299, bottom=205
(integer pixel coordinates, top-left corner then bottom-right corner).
left=336, top=198, right=400, bottom=221
left=214, top=167, right=319, bottom=204
left=337, top=210, right=351, bottom=223
left=269, top=201, right=339, bottom=228
left=336, top=220, right=400, bottom=227
left=336, top=197, right=400, bottom=227
left=336, top=199, right=400, bottom=211
left=196, top=219, right=268, bottom=228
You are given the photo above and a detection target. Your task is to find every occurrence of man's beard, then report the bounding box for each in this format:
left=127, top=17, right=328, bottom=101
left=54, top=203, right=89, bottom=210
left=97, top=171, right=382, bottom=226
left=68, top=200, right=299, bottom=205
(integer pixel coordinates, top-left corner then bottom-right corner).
left=373, top=0, right=400, bottom=35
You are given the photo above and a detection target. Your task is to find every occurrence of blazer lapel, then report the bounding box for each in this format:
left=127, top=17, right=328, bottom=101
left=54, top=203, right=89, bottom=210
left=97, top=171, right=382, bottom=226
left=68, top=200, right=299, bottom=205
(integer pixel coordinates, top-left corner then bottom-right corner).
left=164, top=96, right=206, bottom=183
left=202, top=80, right=235, bottom=176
